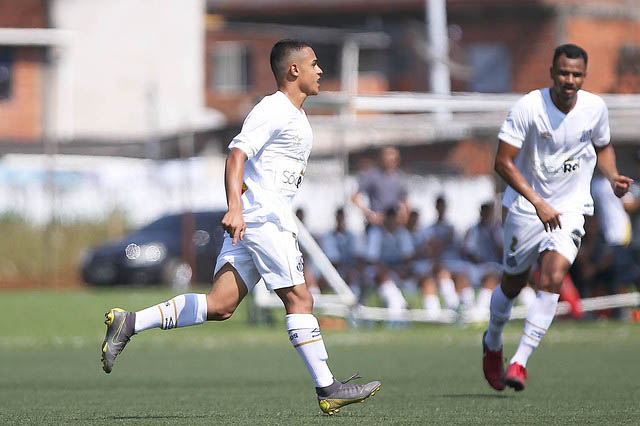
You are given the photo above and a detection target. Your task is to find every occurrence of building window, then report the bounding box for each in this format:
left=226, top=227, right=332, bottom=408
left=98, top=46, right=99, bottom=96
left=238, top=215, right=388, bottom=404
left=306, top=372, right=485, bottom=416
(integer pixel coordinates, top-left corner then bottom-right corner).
left=468, top=43, right=511, bottom=93
left=0, top=48, right=12, bottom=101
left=210, top=42, right=251, bottom=93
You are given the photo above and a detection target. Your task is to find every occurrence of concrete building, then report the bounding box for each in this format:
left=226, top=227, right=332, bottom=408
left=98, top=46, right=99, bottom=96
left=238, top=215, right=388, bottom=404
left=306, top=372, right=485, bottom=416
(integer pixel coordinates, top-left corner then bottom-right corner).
left=0, top=0, right=223, bottom=158
left=206, top=0, right=640, bottom=175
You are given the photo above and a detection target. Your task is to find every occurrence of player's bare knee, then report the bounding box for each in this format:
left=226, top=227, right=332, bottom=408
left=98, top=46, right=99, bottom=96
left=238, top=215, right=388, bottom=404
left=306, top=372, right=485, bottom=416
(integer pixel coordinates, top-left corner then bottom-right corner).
left=207, top=304, right=236, bottom=321
left=277, top=285, right=314, bottom=314
left=293, top=290, right=314, bottom=312
left=206, top=296, right=239, bottom=321
left=539, top=270, right=564, bottom=293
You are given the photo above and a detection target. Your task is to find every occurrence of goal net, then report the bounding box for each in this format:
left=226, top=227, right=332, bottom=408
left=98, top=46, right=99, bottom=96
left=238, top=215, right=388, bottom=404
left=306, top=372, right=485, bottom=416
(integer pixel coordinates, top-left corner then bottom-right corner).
left=251, top=218, right=640, bottom=324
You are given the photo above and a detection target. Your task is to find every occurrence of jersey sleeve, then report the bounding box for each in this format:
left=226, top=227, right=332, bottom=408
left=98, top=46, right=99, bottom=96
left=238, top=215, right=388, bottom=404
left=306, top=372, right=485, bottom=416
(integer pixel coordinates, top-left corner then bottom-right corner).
left=228, top=102, right=279, bottom=159
left=591, top=98, right=611, bottom=147
left=498, top=96, right=531, bottom=149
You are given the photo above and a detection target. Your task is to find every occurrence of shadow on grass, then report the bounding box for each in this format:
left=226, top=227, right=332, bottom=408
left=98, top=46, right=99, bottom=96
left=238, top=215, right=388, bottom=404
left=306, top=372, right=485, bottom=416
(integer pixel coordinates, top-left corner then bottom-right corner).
left=438, top=394, right=511, bottom=399
left=104, top=415, right=211, bottom=420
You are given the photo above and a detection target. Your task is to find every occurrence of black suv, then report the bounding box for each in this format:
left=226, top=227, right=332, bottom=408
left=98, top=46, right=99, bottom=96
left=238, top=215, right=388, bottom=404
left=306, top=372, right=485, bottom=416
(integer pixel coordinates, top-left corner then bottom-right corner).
left=81, top=211, right=226, bottom=288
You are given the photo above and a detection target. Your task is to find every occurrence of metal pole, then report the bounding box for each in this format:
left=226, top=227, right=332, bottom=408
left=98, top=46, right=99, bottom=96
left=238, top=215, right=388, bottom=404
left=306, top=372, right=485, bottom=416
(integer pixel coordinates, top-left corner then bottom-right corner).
left=43, top=46, right=59, bottom=286
left=339, top=38, right=359, bottom=204
left=179, top=130, right=195, bottom=285
left=426, top=0, right=451, bottom=95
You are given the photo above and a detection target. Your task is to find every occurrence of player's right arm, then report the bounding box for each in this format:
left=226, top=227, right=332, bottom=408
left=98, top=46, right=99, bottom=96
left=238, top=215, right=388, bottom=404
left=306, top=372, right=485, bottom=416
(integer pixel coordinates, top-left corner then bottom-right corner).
left=221, top=148, right=247, bottom=245
left=494, top=141, right=561, bottom=231
left=351, top=186, right=383, bottom=225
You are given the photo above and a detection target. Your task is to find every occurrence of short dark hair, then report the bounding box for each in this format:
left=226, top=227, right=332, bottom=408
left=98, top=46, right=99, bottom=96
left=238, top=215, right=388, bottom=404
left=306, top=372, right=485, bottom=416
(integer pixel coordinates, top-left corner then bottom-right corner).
left=270, top=39, right=311, bottom=82
left=553, top=44, right=588, bottom=68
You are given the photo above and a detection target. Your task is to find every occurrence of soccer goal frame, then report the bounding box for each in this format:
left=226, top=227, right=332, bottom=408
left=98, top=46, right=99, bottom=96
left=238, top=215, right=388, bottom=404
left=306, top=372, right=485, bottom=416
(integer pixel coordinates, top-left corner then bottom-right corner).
left=251, top=219, right=640, bottom=324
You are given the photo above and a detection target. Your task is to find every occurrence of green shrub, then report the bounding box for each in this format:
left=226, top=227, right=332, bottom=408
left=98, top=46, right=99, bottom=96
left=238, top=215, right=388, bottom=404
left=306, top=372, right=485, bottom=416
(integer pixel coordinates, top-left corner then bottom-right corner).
left=0, top=211, right=129, bottom=284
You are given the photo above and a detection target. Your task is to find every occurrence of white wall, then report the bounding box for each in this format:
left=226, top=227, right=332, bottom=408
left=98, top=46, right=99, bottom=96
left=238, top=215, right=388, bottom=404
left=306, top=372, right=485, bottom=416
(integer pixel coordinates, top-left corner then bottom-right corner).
left=0, top=154, right=496, bottom=240
left=51, top=0, right=220, bottom=139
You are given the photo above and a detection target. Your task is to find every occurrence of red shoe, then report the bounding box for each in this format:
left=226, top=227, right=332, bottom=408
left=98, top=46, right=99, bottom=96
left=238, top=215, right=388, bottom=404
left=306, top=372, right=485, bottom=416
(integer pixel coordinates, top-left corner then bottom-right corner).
left=503, top=362, right=528, bottom=391
left=482, top=331, right=505, bottom=391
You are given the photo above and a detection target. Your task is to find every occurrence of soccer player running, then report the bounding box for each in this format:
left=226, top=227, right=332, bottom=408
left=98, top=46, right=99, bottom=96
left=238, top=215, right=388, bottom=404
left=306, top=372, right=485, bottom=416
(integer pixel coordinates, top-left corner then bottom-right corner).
left=101, top=39, right=380, bottom=414
left=482, top=44, right=632, bottom=391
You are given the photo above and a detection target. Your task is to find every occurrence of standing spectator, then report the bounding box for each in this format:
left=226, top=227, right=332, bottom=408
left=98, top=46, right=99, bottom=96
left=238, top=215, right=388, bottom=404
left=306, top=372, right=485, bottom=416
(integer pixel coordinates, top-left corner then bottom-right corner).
left=352, top=146, right=410, bottom=227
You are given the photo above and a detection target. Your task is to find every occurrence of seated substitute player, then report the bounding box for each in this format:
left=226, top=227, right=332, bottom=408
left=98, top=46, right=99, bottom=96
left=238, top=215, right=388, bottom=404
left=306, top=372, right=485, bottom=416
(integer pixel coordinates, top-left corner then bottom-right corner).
left=320, top=207, right=366, bottom=298
left=482, top=43, right=632, bottom=392
left=100, top=39, right=380, bottom=415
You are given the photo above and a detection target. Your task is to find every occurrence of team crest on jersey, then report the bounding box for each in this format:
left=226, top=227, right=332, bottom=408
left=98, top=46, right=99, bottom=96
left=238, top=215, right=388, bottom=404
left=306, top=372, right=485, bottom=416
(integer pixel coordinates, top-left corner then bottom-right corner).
left=540, top=131, right=552, bottom=139
left=580, top=129, right=592, bottom=142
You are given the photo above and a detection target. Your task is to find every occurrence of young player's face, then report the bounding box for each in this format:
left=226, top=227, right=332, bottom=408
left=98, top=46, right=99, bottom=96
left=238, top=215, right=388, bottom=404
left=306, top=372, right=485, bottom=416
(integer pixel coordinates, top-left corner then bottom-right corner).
left=296, top=47, right=323, bottom=96
left=550, top=54, right=586, bottom=104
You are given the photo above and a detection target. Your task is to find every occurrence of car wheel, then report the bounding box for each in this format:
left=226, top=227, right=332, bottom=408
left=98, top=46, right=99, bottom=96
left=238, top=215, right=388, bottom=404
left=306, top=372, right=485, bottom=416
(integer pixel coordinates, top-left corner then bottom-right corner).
left=163, top=258, right=192, bottom=291
left=86, top=262, right=117, bottom=285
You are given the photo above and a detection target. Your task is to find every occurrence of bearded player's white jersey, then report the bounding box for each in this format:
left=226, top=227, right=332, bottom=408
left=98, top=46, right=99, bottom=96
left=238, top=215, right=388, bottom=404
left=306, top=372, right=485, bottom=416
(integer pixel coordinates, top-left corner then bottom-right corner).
left=499, top=88, right=610, bottom=216
left=229, top=91, right=313, bottom=233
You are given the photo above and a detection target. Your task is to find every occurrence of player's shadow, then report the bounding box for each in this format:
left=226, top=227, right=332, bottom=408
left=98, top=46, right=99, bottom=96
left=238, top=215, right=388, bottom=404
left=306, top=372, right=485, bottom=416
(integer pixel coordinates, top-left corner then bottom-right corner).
left=105, top=415, right=211, bottom=420
left=439, top=393, right=511, bottom=399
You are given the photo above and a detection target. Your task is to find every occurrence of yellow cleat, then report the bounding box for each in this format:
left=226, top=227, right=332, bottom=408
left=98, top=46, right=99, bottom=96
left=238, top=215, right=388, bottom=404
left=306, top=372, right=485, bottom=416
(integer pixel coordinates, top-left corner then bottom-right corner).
left=101, top=308, right=136, bottom=374
left=317, top=374, right=381, bottom=415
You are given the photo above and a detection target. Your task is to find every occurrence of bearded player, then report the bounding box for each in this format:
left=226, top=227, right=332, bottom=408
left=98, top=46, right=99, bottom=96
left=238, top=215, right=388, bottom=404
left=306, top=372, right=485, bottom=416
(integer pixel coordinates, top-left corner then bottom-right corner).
left=482, top=44, right=632, bottom=391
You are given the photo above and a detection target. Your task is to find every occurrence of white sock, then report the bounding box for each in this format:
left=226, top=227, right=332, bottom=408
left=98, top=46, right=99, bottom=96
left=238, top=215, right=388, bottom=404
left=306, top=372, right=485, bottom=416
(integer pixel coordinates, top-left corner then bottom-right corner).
left=378, top=280, right=408, bottom=311
left=438, top=278, right=459, bottom=310
left=422, top=294, right=441, bottom=313
left=476, top=287, right=493, bottom=311
left=134, top=293, right=207, bottom=333
left=485, top=286, right=515, bottom=351
left=286, top=314, right=334, bottom=387
left=460, top=287, right=475, bottom=310
left=510, top=291, right=559, bottom=367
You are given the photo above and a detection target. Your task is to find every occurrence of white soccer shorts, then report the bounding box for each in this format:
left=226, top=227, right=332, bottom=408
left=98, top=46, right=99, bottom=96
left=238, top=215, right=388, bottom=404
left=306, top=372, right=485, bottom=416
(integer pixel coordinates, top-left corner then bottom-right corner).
left=214, top=221, right=305, bottom=291
left=502, top=209, right=585, bottom=275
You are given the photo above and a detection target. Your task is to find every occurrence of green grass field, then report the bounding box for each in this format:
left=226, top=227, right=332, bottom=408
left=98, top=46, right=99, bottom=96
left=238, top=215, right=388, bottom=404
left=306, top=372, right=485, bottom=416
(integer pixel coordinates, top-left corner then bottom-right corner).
left=1, top=288, right=639, bottom=425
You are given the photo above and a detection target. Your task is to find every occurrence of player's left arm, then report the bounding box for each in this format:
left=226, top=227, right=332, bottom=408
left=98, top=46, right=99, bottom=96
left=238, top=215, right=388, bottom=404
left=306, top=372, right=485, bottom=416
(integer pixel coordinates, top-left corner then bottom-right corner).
left=595, top=144, right=633, bottom=198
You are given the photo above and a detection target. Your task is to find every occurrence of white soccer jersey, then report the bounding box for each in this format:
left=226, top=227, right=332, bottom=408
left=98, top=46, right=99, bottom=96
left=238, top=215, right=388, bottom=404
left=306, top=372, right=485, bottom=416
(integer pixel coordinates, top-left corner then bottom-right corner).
left=229, top=91, right=313, bottom=233
left=499, top=88, right=610, bottom=216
